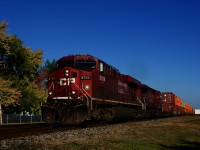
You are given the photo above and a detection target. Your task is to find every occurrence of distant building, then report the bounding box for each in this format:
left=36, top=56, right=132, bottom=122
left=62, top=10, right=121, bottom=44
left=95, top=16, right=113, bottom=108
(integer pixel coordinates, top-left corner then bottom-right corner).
left=195, top=109, right=200, bottom=115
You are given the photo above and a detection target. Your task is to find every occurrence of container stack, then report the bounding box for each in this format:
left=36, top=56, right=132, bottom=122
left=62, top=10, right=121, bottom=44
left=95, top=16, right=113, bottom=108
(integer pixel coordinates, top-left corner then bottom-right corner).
left=175, top=96, right=182, bottom=115
left=162, top=92, right=184, bottom=116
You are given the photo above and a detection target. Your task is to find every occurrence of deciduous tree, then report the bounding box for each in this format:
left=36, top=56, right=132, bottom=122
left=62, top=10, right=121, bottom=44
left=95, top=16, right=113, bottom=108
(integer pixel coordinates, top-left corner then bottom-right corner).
left=0, top=77, right=21, bottom=124
left=0, top=21, right=46, bottom=114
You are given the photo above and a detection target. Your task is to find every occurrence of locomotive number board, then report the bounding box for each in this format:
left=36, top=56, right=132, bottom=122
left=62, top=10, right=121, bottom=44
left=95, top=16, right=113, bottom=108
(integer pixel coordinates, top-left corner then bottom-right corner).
left=80, top=76, right=91, bottom=80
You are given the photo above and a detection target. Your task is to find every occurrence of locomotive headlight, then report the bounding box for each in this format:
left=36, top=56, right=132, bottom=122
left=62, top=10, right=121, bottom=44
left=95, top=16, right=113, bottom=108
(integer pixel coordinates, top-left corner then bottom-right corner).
left=72, top=91, right=76, bottom=94
left=48, top=92, right=53, bottom=95
left=65, top=70, right=69, bottom=77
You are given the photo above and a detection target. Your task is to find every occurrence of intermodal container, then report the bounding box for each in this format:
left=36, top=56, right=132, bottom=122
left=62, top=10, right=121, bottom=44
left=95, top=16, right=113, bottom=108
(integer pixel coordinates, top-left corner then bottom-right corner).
left=162, top=92, right=175, bottom=114
left=175, top=96, right=182, bottom=107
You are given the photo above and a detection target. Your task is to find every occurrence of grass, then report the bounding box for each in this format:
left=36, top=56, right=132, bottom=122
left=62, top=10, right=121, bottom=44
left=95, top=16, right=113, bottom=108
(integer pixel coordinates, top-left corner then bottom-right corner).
left=70, top=116, right=200, bottom=150
left=9, top=116, right=200, bottom=150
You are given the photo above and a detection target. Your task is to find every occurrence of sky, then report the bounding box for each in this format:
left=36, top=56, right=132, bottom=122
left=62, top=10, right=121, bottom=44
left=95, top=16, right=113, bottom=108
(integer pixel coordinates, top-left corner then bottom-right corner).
left=0, top=0, right=200, bottom=108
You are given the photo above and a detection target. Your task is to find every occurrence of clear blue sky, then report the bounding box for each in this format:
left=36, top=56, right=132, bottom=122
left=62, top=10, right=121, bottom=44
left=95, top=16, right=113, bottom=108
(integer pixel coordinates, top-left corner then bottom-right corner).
left=1, top=0, right=200, bottom=108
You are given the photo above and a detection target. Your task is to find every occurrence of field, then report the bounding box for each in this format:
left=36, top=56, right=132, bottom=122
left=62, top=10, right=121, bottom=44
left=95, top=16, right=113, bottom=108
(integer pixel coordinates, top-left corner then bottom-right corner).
left=1, top=116, right=200, bottom=150
left=54, top=116, right=200, bottom=150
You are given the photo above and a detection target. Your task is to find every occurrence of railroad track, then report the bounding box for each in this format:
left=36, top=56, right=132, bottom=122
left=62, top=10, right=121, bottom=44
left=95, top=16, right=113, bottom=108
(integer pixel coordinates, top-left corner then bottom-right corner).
left=0, top=123, right=79, bottom=140
left=0, top=120, right=122, bottom=140
left=0, top=118, right=162, bottom=140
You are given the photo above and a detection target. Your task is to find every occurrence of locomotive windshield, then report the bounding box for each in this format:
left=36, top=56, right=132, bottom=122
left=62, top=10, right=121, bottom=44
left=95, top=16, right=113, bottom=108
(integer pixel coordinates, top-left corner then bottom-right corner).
left=76, top=60, right=96, bottom=70
left=57, top=60, right=74, bottom=69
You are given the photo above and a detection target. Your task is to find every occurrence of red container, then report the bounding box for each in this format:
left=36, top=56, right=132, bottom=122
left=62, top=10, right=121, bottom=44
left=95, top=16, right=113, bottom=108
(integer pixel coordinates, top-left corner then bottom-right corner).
left=162, top=92, right=176, bottom=115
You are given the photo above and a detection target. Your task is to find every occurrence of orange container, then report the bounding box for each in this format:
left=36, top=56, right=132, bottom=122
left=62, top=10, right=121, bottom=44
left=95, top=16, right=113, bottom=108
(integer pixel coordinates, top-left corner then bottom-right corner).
left=175, top=96, right=182, bottom=107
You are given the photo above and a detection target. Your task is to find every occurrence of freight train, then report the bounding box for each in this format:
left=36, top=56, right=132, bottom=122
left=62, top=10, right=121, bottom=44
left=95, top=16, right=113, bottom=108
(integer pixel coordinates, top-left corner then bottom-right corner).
left=41, top=54, right=194, bottom=124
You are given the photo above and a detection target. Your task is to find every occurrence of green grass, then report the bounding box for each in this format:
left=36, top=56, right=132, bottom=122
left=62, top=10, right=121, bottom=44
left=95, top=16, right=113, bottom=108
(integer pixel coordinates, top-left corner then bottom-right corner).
left=101, top=138, right=160, bottom=150
left=59, top=116, right=200, bottom=150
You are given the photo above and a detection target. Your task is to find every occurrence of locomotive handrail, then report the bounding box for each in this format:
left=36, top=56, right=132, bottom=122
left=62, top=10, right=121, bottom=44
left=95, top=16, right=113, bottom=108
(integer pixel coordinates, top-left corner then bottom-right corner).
left=73, top=82, right=93, bottom=112
left=81, top=83, right=93, bottom=110
left=137, top=97, right=146, bottom=111
left=81, top=82, right=93, bottom=120
left=142, top=97, right=147, bottom=111
left=48, top=81, right=55, bottom=90
left=73, top=82, right=88, bottom=101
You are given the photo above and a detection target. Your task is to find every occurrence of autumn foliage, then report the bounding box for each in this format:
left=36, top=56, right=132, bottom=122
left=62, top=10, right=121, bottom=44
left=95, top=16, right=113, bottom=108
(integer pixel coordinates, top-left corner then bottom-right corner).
left=0, top=21, right=47, bottom=114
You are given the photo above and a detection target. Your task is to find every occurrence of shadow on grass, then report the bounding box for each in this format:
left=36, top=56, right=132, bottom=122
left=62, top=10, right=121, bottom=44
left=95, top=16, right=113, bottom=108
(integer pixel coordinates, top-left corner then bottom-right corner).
left=160, top=140, right=200, bottom=150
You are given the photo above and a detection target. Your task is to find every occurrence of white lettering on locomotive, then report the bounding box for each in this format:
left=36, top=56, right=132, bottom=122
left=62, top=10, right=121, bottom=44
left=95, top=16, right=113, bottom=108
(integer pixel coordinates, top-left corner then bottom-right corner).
left=80, top=76, right=90, bottom=80
left=59, top=78, right=75, bottom=86
left=59, top=78, right=67, bottom=86
left=68, top=78, right=75, bottom=83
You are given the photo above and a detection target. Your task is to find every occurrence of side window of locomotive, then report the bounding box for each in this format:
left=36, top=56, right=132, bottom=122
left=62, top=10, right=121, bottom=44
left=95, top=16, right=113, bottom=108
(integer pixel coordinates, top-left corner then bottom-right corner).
left=99, top=63, right=104, bottom=73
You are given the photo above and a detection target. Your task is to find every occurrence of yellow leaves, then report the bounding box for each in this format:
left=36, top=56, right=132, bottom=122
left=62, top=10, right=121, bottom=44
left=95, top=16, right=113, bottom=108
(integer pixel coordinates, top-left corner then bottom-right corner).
left=0, top=77, right=21, bottom=106
left=23, top=47, right=43, bottom=71
left=32, top=49, right=43, bottom=68
left=0, top=21, right=11, bottom=53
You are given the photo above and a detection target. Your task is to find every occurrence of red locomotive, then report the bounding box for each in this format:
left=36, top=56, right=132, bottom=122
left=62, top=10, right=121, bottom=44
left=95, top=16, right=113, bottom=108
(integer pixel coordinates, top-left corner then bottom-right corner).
left=41, top=54, right=194, bottom=124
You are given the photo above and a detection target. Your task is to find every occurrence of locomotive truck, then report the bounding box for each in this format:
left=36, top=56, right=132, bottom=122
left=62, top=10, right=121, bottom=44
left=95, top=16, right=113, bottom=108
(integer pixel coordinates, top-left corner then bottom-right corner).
left=41, top=54, right=193, bottom=124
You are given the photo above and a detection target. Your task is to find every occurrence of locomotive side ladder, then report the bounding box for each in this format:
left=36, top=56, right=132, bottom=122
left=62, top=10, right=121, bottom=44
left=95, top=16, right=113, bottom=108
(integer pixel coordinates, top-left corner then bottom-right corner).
left=73, top=82, right=93, bottom=120
left=81, top=83, right=93, bottom=120
left=137, top=96, right=146, bottom=111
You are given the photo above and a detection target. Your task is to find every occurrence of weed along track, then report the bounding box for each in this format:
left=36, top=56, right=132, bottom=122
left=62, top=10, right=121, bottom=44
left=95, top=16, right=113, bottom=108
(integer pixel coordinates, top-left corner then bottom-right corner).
left=1, top=116, right=200, bottom=149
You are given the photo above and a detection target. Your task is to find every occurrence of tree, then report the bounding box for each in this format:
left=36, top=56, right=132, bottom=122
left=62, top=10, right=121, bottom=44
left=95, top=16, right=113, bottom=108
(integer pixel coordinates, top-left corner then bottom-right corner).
left=0, top=77, right=21, bottom=106
left=0, top=21, right=46, bottom=114
left=45, top=59, right=57, bottom=73
left=0, top=77, right=21, bottom=124
left=0, top=21, right=43, bottom=80
left=36, top=59, right=57, bottom=90
left=20, top=82, right=47, bottom=114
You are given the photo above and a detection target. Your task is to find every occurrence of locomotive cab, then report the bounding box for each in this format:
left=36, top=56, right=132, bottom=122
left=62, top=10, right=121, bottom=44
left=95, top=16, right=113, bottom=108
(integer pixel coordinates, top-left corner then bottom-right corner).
left=42, top=55, right=97, bottom=124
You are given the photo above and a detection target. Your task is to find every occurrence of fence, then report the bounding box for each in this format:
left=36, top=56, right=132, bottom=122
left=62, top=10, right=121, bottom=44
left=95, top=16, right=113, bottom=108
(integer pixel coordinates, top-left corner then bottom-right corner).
left=2, top=114, right=43, bottom=124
